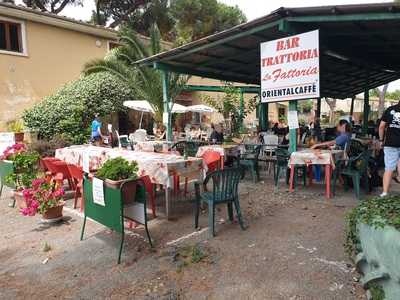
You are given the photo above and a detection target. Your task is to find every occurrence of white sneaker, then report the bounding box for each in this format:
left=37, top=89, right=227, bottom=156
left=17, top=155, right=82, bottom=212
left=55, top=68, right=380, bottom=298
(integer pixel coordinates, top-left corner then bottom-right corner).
left=380, top=192, right=388, bottom=198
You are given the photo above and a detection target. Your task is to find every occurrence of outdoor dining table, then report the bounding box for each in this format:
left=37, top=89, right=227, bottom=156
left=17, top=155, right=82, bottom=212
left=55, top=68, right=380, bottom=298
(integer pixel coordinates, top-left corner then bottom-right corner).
left=289, top=149, right=345, bottom=199
left=196, top=144, right=239, bottom=169
left=55, top=145, right=204, bottom=219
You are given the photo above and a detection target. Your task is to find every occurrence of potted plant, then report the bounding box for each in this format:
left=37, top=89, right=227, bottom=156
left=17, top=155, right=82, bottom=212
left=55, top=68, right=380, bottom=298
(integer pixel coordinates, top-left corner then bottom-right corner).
left=95, top=157, right=139, bottom=203
left=21, top=178, right=65, bottom=222
left=7, top=120, right=25, bottom=142
left=1, top=144, right=40, bottom=208
left=345, top=196, right=400, bottom=300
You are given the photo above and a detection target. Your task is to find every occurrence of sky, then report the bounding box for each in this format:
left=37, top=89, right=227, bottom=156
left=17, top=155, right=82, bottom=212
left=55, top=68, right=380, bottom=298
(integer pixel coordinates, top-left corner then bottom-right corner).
left=15, top=0, right=399, bottom=91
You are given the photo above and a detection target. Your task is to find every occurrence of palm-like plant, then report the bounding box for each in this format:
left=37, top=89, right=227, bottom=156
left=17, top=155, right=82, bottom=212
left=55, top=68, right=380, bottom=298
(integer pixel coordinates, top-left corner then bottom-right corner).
left=83, top=24, right=187, bottom=124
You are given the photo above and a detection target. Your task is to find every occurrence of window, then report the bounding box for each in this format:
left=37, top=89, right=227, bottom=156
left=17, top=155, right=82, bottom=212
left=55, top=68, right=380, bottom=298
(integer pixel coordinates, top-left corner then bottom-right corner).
left=108, top=41, right=121, bottom=51
left=0, top=20, right=23, bottom=53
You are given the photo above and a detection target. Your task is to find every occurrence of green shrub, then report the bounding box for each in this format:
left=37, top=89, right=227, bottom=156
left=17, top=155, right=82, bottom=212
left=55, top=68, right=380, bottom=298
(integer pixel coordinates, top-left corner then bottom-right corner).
left=27, top=134, right=72, bottom=157
left=23, top=73, right=133, bottom=144
left=96, top=157, right=138, bottom=181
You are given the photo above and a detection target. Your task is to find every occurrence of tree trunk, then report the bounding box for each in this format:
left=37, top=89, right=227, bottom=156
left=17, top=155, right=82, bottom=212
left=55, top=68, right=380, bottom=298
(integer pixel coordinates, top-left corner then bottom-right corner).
left=376, top=84, right=389, bottom=117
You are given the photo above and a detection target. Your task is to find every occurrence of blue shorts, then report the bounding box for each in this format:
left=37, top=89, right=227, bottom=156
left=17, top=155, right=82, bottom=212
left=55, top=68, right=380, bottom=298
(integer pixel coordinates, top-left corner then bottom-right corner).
left=384, top=147, right=400, bottom=171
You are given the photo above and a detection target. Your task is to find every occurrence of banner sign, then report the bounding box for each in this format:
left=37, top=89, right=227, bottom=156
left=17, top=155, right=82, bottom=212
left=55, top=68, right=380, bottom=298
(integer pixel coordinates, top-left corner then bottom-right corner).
left=260, top=30, right=320, bottom=103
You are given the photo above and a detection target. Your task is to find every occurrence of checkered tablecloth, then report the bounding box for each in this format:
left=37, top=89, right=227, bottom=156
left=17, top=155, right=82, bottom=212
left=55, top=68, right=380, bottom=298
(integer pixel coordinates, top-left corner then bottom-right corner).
left=55, top=145, right=204, bottom=187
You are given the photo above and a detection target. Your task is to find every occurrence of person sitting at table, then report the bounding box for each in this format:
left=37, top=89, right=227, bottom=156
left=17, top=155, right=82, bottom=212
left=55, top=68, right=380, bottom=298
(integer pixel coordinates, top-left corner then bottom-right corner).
left=210, top=123, right=224, bottom=144
left=311, top=119, right=351, bottom=150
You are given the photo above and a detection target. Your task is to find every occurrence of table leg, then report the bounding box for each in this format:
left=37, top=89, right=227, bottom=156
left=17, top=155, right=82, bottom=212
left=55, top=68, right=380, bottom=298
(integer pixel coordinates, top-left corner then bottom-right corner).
left=308, top=165, right=313, bottom=186
left=289, top=165, right=295, bottom=192
left=325, top=164, right=331, bottom=199
left=220, top=156, right=224, bottom=170
left=165, top=186, right=171, bottom=220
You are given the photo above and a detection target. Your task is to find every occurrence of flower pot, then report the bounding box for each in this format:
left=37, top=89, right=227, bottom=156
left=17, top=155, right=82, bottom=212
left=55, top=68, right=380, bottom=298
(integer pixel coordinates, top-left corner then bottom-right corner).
left=14, top=190, right=26, bottom=209
left=14, top=132, right=24, bottom=143
left=41, top=202, right=64, bottom=223
left=105, top=179, right=137, bottom=205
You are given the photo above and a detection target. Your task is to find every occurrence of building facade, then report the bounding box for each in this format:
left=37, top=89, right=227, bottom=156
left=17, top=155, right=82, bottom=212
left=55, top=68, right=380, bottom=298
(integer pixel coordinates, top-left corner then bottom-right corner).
left=0, top=3, right=118, bottom=130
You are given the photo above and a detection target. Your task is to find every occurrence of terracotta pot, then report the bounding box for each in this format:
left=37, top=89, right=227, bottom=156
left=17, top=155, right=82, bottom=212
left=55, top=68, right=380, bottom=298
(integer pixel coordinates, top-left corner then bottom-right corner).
left=105, top=179, right=137, bottom=205
left=42, top=202, right=64, bottom=220
left=14, top=132, right=24, bottom=143
left=14, top=190, right=26, bottom=209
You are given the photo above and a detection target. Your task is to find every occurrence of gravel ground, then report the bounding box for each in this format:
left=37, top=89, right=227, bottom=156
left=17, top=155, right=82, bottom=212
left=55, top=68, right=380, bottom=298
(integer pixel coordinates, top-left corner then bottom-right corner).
left=0, top=172, right=370, bottom=300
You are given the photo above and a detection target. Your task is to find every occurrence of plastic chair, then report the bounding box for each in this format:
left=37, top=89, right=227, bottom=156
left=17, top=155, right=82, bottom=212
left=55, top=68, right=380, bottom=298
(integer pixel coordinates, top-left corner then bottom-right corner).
left=194, top=168, right=245, bottom=238
left=332, top=150, right=370, bottom=199
left=274, top=148, right=307, bottom=188
left=182, top=150, right=222, bottom=194
left=238, top=144, right=261, bottom=183
left=45, top=159, right=74, bottom=190
left=67, top=164, right=84, bottom=211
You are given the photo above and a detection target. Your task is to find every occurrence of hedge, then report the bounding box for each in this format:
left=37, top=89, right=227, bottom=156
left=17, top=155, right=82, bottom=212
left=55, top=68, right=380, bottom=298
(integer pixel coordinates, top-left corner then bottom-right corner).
left=23, top=72, right=133, bottom=144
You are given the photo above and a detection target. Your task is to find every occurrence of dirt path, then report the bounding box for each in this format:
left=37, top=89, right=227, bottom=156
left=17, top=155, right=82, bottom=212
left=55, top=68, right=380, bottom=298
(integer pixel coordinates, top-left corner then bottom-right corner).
left=0, top=177, right=365, bottom=299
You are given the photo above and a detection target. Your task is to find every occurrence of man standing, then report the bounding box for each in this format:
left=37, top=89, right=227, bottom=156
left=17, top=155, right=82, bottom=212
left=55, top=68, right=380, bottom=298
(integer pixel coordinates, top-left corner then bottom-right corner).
left=379, top=101, right=400, bottom=197
left=91, top=113, right=103, bottom=146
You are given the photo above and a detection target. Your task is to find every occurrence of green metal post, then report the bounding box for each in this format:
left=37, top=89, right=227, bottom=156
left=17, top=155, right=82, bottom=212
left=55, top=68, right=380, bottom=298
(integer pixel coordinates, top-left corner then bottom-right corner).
left=239, top=89, right=244, bottom=130
left=259, top=103, right=269, bottom=132
left=289, top=101, right=297, bottom=153
left=350, top=96, right=355, bottom=122
left=161, top=70, right=172, bottom=141
left=316, top=98, right=321, bottom=119
left=362, top=90, right=369, bottom=135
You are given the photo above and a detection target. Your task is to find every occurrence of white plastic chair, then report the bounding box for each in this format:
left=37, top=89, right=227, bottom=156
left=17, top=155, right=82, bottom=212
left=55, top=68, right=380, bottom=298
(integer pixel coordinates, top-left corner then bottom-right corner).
left=130, top=129, right=147, bottom=142
left=262, top=134, right=279, bottom=173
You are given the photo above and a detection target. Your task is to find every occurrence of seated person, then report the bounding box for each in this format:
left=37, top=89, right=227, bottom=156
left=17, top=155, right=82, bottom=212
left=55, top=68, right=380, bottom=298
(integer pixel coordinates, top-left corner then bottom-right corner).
left=210, top=124, right=224, bottom=143
left=311, top=119, right=351, bottom=150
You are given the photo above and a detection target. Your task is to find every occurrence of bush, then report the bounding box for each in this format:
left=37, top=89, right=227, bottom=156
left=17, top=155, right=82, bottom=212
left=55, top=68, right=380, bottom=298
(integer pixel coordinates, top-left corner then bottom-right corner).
left=23, top=73, right=134, bottom=144
left=27, top=134, right=72, bottom=157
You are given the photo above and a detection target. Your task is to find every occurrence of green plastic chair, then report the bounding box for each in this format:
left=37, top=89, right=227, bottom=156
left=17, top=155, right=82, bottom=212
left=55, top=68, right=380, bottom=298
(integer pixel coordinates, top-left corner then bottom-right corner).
left=239, top=144, right=261, bottom=183
left=0, top=160, right=15, bottom=207
left=332, top=149, right=370, bottom=199
left=170, top=141, right=209, bottom=157
left=194, top=167, right=245, bottom=238
left=274, top=148, right=307, bottom=188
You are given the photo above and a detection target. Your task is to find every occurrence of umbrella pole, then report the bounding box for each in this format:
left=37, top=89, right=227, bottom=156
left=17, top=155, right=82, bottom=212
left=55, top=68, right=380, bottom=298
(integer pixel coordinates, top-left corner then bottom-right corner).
left=139, top=111, right=144, bottom=129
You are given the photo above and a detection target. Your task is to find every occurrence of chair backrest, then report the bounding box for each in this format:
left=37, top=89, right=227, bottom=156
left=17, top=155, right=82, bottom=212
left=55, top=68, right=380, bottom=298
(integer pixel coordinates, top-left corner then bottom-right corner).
left=275, top=148, right=290, bottom=167
left=131, top=129, right=147, bottom=142
left=263, top=134, right=279, bottom=146
left=202, top=150, right=222, bottom=172
left=171, top=141, right=208, bottom=157
left=67, top=164, right=83, bottom=181
left=52, top=160, right=72, bottom=179
left=347, top=139, right=366, bottom=157
left=42, top=157, right=62, bottom=173
left=207, top=167, right=243, bottom=202
left=243, top=144, right=262, bottom=160
left=350, top=150, right=370, bottom=174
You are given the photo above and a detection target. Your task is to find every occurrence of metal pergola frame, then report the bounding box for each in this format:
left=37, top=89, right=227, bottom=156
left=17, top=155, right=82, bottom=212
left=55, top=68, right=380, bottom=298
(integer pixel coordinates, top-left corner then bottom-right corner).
left=137, top=2, right=400, bottom=148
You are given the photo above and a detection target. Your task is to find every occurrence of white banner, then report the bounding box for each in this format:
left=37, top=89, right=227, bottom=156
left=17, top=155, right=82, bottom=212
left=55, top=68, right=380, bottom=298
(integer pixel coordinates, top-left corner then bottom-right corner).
left=260, top=30, right=320, bottom=103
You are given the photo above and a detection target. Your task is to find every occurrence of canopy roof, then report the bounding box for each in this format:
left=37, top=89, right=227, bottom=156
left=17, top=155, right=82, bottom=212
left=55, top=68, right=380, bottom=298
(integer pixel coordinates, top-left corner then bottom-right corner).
left=137, top=2, right=400, bottom=99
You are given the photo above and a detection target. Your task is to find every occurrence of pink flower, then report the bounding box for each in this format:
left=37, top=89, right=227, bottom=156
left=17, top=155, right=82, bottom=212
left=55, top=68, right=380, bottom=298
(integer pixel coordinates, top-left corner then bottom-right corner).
left=32, top=178, right=46, bottom=188
left=52, top=188, right=65, bottom=198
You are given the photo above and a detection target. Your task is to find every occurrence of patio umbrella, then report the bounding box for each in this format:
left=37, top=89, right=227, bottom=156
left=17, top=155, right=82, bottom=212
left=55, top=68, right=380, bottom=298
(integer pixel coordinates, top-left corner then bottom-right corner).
left=185, top=104, right=215, bottom=113
left=170, top=103, right=187, bottom=113
left=123, top=100, right=155, bottom=129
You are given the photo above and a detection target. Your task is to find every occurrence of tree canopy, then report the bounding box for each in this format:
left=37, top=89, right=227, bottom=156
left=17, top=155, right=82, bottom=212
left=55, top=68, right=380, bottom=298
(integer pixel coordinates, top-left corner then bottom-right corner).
left=170, top=0, right=247, bottom=43
left=91, top=0, right=246, bottom=43
left=21, top=0, right=82, bottom=14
